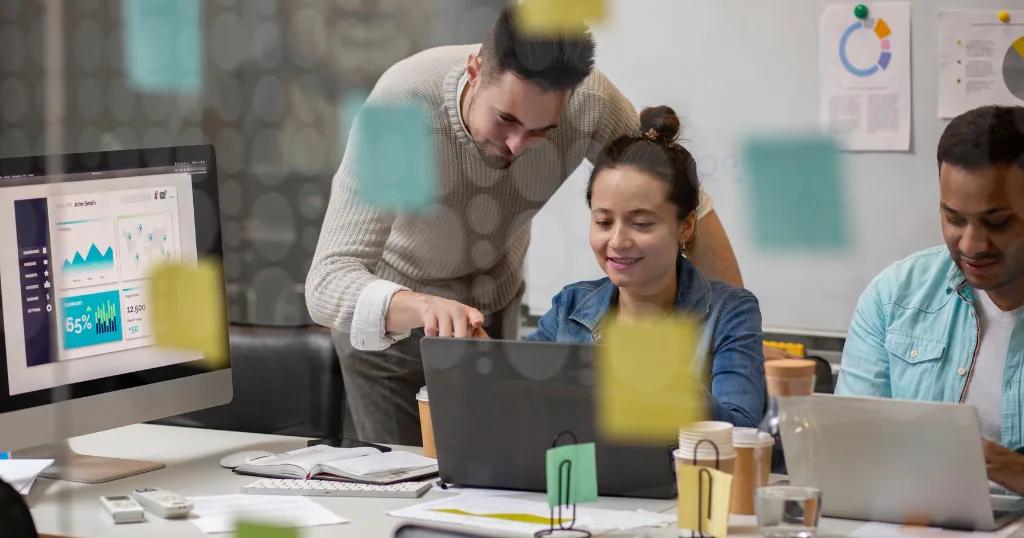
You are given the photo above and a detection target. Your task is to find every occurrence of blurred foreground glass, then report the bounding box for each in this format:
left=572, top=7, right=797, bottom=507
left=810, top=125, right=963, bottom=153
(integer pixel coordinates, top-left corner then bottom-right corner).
left=755, top=485, right=822, bottom=538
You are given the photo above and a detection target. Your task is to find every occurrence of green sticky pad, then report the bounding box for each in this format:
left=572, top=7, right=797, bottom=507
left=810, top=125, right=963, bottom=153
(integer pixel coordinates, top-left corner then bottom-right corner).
left=742, top=135, right=848, bottom=250
left=235, top=521, right=299, bottom=538
left=354, top=102, right=437, bottom=211
left=123, top=0, right=202, bottom=94
left=545, top=442, right=598, bottom=507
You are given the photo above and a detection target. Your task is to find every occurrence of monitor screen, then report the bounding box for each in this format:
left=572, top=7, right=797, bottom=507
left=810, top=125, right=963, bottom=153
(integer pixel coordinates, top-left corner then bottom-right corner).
left=0, top=146, right=226, bottom=414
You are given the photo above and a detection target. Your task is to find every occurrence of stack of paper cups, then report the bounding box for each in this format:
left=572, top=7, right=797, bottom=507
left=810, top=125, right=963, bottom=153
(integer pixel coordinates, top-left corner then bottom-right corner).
left=675, top=421, right=735, bottom=473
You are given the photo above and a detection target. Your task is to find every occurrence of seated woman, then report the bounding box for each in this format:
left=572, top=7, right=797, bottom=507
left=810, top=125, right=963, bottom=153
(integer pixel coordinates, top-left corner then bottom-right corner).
left=526, top=106, right=766, bottom=427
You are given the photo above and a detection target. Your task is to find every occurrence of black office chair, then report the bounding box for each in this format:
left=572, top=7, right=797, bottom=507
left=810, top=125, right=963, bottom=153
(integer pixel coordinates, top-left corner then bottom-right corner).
left=154, top=323, right=345, bottom=439
left=0, top=479, right=37, bottom=538
left=806, top=355, right=836, bottom=394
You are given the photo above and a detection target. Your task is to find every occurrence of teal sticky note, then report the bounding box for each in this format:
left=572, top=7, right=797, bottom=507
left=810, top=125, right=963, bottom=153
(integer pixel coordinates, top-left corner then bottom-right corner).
left=354, top=103, right=437, bottom=211
left=123, top=0, right=202, bottom=94
left=545, top=442, right=598, bottom=507
left=743, top=135, right=848, bottom=250
left=339, top=91, right=368, bottom=150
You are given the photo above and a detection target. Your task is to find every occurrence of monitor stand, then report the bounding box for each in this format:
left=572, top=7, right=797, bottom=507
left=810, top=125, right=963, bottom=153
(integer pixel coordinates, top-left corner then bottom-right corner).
left=15, top=440, right=164, bottom=484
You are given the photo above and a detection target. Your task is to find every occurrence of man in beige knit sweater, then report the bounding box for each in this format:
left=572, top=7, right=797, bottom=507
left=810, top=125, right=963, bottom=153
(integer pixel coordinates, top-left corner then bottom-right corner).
left=306, top=8, right=742, bottom=444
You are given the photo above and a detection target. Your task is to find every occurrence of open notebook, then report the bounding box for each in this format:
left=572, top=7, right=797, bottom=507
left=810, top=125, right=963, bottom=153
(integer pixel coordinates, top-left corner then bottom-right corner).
left=234, top=445, right=438, bottom=485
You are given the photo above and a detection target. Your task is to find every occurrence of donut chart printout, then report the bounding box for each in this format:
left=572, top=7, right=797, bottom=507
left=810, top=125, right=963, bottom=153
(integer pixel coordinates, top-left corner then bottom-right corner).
left=819, top=2, right=911, bottom=151
left=938, top=9, right=1024, bottom=119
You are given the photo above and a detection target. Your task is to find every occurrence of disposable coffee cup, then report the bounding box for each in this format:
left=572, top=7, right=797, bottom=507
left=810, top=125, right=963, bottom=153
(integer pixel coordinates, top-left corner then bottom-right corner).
left=416, top=386, right=436, bottom=459
left=678, top=421, right=735, bottom=463
left=730, top=428, right=775, bottom=515
left=673, top=447, right=735, bottom=475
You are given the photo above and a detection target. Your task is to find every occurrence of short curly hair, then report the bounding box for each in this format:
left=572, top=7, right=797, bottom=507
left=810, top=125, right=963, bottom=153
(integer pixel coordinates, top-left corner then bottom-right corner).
left=477, top=6, right=595, bottom=92
left=937, top=105, right=1024, bottom=170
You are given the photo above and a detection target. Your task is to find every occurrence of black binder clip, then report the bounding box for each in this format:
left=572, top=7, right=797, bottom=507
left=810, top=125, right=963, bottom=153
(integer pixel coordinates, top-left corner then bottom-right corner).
left=535, top=430, right=591, bottom=538
left=689, top=438, right=720, bottom=538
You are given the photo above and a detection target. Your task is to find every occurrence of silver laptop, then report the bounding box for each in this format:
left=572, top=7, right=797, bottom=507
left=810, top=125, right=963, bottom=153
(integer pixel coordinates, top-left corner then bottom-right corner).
left=779, top=394, right=1024, bottom=531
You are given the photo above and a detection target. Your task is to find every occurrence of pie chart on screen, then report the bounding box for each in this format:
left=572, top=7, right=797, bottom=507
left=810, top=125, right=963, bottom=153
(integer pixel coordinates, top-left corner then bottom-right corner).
left=1005, top=37, right=1024, bottom=102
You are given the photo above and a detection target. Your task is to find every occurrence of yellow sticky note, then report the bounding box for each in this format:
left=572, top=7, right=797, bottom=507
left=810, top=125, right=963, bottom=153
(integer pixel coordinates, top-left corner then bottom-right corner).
left=597, top=316, right=706, bottom=443
left=678, top=465, right=733, bottom=538
left=148, top=259, right=228, bottom=368
left=514, top=0, right=607, bottom=37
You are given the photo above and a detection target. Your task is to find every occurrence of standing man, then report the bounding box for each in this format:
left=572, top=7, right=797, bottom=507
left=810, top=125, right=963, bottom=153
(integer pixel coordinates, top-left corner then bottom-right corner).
left=307, top=7, right=742, bottom=444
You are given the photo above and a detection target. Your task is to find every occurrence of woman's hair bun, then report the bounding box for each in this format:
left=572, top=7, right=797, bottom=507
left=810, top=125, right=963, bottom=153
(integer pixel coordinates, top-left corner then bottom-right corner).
left=639, top=105, right=681, bottom=144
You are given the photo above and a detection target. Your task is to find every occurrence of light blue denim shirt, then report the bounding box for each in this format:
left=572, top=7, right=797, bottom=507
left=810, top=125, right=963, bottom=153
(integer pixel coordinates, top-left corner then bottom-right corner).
left=526, top=258, right=767, bottom=428
left=836, top=246, right=1024, bottom=449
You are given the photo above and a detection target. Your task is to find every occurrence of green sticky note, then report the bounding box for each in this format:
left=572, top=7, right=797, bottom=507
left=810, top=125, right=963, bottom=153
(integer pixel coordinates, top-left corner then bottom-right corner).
left=123, top=0, right=202, bottom=94
left=743, top=135, right=848, bottom=250
left=148, top=260, right=228, bottom=367
left=545, top=442, right=598, bottom=507
left=354, top=103, right=437, bottom=211
left=236, top=521, right=299, bottom=538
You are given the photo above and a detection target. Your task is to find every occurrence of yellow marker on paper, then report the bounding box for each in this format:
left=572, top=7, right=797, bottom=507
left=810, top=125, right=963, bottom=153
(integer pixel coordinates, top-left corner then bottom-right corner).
left=432, top=508, right=565, bottom=525
left=998, top=10, right=1011, bottom=24
left=678, top=465, right=733, bottom=537
left=514, top=0, right=607, bottom=37
left=148, top=259, right=228, bottom=368
left=596, top=316, right=706, bottom=443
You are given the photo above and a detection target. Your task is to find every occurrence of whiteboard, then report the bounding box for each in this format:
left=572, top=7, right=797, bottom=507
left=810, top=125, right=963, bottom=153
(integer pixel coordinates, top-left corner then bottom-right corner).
left=525, top=0, right=1022, bottom=335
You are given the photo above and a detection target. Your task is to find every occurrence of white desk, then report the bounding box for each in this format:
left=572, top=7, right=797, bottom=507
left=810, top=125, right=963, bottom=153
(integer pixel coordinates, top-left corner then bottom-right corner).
left=27, top=424, right=681, bottom=537
left=27, top=424, right=1021, bottom=538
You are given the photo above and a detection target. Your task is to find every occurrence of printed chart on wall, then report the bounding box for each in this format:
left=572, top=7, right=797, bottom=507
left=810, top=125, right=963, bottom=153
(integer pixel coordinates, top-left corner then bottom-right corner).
left=819, top=2, right=911, bottom=151
left=938, top=10, right=1024, bottom=118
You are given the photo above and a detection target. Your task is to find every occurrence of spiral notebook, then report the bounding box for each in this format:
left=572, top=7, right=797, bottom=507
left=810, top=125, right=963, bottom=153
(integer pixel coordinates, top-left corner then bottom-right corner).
left=233, top=445, right=438, bottom=485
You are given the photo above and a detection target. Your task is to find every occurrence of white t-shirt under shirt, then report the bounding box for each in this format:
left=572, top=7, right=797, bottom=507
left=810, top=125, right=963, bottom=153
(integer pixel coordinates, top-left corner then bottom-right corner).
left=965, top=291, right=1024, bottom=442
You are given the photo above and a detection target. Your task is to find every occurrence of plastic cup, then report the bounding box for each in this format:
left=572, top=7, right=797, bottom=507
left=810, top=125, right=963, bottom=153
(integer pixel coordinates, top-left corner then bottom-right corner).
left=755, top=486, right=822, bottom=538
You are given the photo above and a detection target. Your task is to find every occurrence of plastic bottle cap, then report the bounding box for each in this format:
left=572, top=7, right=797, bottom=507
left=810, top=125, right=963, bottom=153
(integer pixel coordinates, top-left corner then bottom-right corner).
left=998, top=11, right=1011, bottom=23
left=854, top=4, right=869, bottom=20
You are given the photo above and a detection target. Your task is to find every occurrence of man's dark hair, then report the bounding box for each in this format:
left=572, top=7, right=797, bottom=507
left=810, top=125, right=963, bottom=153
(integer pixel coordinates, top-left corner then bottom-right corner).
left=937, top=105, right=1024, bottom=170
left=477, top=6, right=595, bottom=91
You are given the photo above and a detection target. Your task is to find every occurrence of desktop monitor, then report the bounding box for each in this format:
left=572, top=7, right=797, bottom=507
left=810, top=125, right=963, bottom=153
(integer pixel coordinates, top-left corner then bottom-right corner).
left=0, top=145, right=231, bottom=482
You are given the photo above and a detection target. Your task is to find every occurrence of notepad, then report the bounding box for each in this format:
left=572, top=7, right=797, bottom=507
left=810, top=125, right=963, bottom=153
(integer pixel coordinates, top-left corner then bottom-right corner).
left=234, top=445, right=438, bottom=485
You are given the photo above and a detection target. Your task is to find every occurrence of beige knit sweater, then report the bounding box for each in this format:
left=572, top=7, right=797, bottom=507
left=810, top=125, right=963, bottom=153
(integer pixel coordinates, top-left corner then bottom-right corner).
left=306, top=44, right=639, bottom=332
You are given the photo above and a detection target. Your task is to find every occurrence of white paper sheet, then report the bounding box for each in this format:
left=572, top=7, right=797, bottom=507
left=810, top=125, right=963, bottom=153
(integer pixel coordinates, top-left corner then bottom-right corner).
left=389, top=493, right=675, bottom=536
left=819, top=2, right=912, bottom=151
left=0, top=459, right=53, bottom=495
left=188, top=494, right=347, bottom=534
left=938, top=10, right=1024, bottom=118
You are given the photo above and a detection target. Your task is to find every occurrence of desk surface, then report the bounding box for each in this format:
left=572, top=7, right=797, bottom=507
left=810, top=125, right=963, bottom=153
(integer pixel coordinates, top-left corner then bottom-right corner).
left=28, top=424, right=683, bottom=537
left=27, top=424, right=1017, bottom=538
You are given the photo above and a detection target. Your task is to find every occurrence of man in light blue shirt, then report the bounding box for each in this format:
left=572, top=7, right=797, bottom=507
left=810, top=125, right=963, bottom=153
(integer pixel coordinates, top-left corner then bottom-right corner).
left=836, top=106, right=1024, bottom=458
